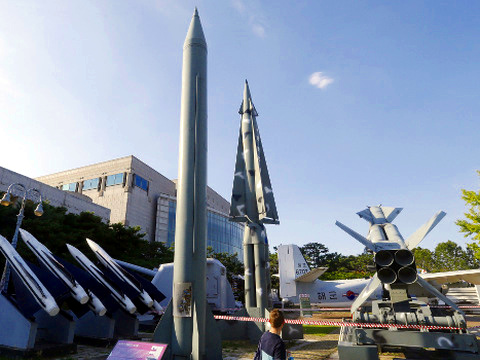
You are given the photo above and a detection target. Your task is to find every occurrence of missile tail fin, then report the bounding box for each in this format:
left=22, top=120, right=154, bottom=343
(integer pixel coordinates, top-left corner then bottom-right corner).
left=381, top=207, right=403, bottom=223
left=335, top=221, right=375, bottom=252
left=252, top=116, right=278, bottom=224
left=416, top=275, right=462, bottom=314
left=229, top=125, right=247, bottom=221
left=405, top=211, right=446, bottom=250
left=350, top=274, right=381, bottom=314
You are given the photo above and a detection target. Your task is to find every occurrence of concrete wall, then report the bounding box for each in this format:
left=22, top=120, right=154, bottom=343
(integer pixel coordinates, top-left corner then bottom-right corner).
left=0, top=167, right=110, bottom=221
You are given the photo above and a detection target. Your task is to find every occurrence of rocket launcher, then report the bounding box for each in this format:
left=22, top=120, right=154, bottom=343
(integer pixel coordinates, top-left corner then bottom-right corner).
left=335, top=206, right=457, bottom=313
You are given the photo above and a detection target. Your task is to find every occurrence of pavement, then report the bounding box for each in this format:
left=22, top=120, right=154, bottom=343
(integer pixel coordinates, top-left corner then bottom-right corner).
left=46, top=312, right=480, bottom=360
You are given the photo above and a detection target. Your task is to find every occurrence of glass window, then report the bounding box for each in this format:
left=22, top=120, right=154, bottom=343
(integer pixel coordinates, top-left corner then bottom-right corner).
left=83, top=178, right=99, bottom=191
left=165, top=200, right=244, bottom=262
left=62, top=182, right=76, bottom=192
left=134, top=174, right=149, bottom=191
left=106, top=173, right=124, bottom=187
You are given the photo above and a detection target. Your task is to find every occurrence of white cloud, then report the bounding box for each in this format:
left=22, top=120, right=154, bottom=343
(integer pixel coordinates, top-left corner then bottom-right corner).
left=251, top=23, right=265, bottom=38
left=231, top=0, right=246, bottom=13
left=231, top=0, right=267, bottom=38
left=309, top=72, right=334, bottom=89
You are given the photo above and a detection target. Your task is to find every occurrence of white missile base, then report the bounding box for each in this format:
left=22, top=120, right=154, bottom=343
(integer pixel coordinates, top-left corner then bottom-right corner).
left=0, top=235, right=60, bottom=316
left=66, top=243, right=136, bottom=314
left=19, top=229, right=89, bottom=305
left=86, top=238, right=154, bottom=308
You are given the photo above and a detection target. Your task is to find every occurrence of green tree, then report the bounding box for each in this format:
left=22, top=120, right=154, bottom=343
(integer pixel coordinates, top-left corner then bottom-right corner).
left=456, top=171, right=480, bottom=243
left=269, top=251, right=279, bottom=291
left=0, top=199, right=173, bottom=271
left=412, top=247, right=435, bottom=272
left=300, top=242, right=340, bottom=268
left=432, top=241, right=470, bottom=271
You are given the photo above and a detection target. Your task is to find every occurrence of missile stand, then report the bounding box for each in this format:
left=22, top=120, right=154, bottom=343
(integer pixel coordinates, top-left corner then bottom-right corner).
left=339, top=296, right=480, bottom=360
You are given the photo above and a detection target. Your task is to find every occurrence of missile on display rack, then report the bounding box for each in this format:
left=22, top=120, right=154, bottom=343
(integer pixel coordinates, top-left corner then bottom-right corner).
left=86, top=289, right=107, bottom=316
left=86, top=238, right=154, bottom=309
left=66, top=244, right=136, bottom=314
left=0, top=234, right=60, bottom=316
left=19, top=229, right=89, bottom=305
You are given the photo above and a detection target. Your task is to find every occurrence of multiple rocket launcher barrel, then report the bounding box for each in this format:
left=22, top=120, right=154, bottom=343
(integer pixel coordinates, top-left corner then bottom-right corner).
left=368, top=222, right=418, bottom=285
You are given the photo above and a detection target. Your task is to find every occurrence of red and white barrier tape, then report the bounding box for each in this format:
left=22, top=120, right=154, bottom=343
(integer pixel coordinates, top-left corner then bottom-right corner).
left=213, top=315, right=467, bottom=331
left=215, top=305, right=480, bottom=312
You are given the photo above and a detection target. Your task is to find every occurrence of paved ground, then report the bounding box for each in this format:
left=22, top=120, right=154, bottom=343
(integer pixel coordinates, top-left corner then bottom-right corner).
left=45, top=311, right=480, bottom=360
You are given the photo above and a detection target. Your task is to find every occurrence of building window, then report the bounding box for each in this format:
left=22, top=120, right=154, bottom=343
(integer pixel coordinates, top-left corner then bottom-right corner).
left=83, top=178, right=100, bottom=191
left=134, top=174, right=149, bottom=191
left=165, top=200, right=244, bottom=262
left=62, top=182, right=77, bottom=192
left=106, top=173, right=124, bottom=187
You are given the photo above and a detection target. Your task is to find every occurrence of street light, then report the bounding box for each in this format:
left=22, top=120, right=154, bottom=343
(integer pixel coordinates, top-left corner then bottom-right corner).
left=0, top=183, right=44, bottom=292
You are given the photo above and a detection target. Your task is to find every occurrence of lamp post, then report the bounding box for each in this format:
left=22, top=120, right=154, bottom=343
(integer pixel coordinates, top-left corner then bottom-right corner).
left=0, top=183, right=43, bottom=292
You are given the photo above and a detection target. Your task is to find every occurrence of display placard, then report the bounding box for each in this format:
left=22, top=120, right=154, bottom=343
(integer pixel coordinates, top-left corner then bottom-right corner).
left=299, top=293, right=313, bottom=318
left=173, top=282, right=193, bottom=317
left=107, top=340, right=167, bottom=360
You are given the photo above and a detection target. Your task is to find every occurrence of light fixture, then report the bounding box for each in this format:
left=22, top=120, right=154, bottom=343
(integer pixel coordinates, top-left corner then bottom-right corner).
left=0, top=192, right=11, bottom=206
left=34, top=203, right=44, bottom=217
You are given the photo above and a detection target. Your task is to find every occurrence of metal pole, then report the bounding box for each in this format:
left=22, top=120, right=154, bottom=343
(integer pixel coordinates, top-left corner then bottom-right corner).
left=0, top=184, right=42, bottom=293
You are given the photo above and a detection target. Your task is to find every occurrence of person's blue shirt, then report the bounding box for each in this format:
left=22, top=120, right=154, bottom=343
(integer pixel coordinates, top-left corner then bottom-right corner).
left=254, top=331, right=286, bottom=360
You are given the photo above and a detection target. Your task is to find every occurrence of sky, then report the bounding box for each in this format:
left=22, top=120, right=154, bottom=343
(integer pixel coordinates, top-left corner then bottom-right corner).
left=1, top=1, right=480, bottom=255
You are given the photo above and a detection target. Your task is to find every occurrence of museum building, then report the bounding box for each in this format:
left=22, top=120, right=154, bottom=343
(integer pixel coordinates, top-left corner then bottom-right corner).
left=35, top=156, right=244, bottom=260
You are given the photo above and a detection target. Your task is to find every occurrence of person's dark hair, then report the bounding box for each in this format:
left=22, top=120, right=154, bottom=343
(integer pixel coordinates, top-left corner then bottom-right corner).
left=269, top=309, right=285, bottom=328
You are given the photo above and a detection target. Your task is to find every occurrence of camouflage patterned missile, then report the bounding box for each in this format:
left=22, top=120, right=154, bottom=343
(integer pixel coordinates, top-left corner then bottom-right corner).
left=230, top=81, right=279, bottom=316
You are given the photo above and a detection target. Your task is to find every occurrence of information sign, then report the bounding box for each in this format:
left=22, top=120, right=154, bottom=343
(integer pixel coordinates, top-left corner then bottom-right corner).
left=107, top=340, right=167, bottom=360
left=299, top=293, right=313, bottom=318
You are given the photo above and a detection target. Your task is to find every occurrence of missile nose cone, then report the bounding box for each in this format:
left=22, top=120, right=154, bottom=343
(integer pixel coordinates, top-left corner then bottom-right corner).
left=240, top=80, right=254, bottom=114
left=184, top=7, right=207, bottom=49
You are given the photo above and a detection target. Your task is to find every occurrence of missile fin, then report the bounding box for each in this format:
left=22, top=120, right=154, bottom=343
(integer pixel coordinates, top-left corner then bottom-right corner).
left=252, top=115, right=278, bottom=224
left=229, top=124, right=247, bottom=221
left=381, top=207, right=403, bottom=223
left=350, top=274, right=381, bottom=314
left=356, top=209, right=374, bottom=224
left=405, top=211, right=446, bottom=250
left=335, top=221, right=375, bottom=252
left=416, top=275, right=463, bottom=314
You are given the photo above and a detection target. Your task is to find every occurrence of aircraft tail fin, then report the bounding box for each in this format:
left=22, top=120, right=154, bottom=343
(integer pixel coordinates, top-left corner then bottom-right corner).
left=295, top=267, right=328, bottom=282
left=278, top=244, right=323, bottom=298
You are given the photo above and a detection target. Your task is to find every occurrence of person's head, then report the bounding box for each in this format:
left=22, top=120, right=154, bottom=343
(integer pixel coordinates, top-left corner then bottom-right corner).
left=269, top=309, right=285, bottom=329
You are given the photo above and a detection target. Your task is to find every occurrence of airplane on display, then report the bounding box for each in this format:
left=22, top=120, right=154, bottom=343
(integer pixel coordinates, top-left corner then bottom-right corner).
left=278, top=241, right=480, bottom=308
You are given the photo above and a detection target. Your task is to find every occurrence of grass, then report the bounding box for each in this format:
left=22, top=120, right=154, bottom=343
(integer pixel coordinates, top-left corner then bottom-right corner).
left=303, top=325, right=338, bottom=336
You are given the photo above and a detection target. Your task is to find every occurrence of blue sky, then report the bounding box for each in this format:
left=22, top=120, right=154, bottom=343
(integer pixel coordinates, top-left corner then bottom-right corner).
left=1, top=1, right=480, bottom=255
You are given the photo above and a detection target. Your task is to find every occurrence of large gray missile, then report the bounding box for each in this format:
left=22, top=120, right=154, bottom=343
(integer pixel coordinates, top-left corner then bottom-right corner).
left=153, top=9, right=221, bottom=360
left=230, top=81, right=279, bottom=317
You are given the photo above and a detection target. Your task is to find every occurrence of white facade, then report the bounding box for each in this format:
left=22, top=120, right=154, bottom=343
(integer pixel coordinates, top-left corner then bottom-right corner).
left=0, top=167, right=110, bottom=220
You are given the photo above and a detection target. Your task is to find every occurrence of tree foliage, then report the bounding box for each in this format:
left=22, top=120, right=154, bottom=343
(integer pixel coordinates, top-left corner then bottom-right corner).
left=456, top=170, right=480, bottom=242
left=0, top=199, right=174, bottom=271
left=297, top=240, right=478, bottom=281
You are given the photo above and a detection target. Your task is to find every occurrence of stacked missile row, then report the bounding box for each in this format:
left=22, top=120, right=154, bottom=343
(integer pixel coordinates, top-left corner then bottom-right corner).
left=0, top=229, right=165, bottom=319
